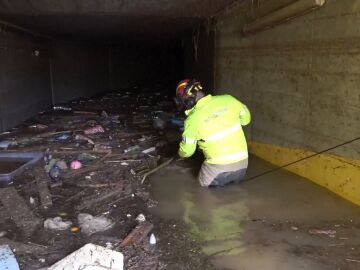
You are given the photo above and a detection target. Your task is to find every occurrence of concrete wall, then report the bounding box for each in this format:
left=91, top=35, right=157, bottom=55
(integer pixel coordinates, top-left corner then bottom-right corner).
left=0, top=26, right=51, bottom=131
left=51, top=42, right=109, bottom=104
left=183, top=23, right=215, bottom=92
left=214, top=0, right=360, bottom=205
left=0, top=24, right=183, bottom=132
left=0, top=25, right=110, bottom=132
left=215, top=0, right=360, bottom=160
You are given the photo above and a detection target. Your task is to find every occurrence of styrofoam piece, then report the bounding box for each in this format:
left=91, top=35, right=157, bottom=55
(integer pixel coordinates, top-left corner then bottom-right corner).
left=44, top=217, right=72, bottom=231
left=78, top=213, right=114, bottom=236
left=48, top=243, right=124, bottom=270
left=142, top=147, right=156, bottom=154
left=0, top=245, right=20, bottom=270
left=0, top=140, right=16, bottom=149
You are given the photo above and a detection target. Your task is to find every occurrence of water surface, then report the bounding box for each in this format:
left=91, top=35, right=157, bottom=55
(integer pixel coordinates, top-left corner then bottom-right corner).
left=150, top=156, right=360, bottom=270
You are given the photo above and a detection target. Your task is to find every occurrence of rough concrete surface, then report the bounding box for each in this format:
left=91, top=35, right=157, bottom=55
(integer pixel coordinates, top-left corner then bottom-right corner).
left=183, top=25, right=216, bottom=93
left=214, top=0, right=360, bottom=160
left=0, top=0, right=235, bottom=17
left=51, top=42, right=109, bottom=104
left=0, top=28, right=51, bottom=132
left=0, top=27, right=110, bottom=132
left=0, top=0, right=235, bottom=43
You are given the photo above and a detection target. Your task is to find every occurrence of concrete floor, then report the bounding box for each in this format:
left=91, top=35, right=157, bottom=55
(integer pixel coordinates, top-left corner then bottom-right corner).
left=150, top=156, right=360, bottom=270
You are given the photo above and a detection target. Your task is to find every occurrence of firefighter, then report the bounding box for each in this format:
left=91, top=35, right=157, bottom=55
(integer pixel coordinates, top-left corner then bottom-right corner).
left=175, top=79, right=251, bottom=187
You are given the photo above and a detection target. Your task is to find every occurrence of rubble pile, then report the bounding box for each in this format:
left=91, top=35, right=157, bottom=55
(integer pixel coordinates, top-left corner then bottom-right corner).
left=0, top=89, right=212, bottom=269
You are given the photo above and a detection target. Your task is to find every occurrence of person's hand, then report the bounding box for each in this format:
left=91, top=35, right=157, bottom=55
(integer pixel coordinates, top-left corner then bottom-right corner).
left=174, top=154, right=186, bottom=162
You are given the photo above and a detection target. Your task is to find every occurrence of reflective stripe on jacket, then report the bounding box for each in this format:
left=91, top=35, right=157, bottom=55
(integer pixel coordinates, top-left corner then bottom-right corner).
left=178, top=94, right=251, bottom=164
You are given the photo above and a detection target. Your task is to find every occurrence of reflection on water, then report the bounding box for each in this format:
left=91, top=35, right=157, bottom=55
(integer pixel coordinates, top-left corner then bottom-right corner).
left=150, top=158, right=360, bottom=270
left=150, top=165, right=249, bottom=257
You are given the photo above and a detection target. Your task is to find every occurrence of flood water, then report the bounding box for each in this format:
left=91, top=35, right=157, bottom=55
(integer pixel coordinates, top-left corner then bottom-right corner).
left=0, top=159, right=27, bottom=174
left=150, top=156, right=360, bottom=270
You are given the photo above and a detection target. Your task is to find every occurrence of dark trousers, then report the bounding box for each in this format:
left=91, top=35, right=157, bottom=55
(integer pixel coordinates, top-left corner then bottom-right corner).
left=197, top=158, right=248, bottom=187
left=209, top=167, right=247, bottom=187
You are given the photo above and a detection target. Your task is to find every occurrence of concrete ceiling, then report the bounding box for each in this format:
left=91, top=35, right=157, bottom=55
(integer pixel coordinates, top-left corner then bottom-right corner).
left=0, top=0, right=237, bottom=43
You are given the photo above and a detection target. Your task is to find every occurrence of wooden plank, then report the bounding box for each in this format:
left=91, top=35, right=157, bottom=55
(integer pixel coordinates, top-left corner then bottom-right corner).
left=120, top=222, right=154, bottom=247
left=0, top=187, right=42, bottom=238
left=76, top=183, right=123, bottom=211
left=35, top=168, right=53, bottom=209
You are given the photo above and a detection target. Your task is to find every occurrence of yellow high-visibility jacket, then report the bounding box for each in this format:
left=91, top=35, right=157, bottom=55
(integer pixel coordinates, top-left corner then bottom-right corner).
left=178, top=94, right=251, bottom=164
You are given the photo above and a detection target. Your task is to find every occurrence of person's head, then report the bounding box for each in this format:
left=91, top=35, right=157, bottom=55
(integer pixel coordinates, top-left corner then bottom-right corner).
left=175, top=79, right=204, bottom=110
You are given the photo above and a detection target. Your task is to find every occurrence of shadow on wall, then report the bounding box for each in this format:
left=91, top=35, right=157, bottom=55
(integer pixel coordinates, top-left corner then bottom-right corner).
left=109, top=43, right=184, bottom=91
left=0, top=27, right=51, bottom=132
left=51, top=42, right=109, bottom=104
left=183, top=23, right=215, bottom=93
left=0, top=25, right=185, bottom=132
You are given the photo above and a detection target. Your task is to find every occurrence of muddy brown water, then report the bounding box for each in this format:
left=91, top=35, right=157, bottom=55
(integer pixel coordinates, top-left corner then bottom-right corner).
left=150, top=156, right=360, bottom=270
left=0, top=159, right=27, bottom=174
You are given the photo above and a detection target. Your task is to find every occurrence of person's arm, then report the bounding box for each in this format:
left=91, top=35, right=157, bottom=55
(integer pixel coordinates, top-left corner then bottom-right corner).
left=178, top=117, right=197, bottom=158
left=232, top=96, right=251, bottom=126
left=239, top=103, right=251, bottom=126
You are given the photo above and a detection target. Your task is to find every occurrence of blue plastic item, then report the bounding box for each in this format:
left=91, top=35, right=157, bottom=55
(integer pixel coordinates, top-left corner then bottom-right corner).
left=0, top=245, right=20, bottom=270
left=55, top=133, right=72, bottom=141
left=170, top=118, right=184, bottom=127
left=0, top=152, right=43, bottom=186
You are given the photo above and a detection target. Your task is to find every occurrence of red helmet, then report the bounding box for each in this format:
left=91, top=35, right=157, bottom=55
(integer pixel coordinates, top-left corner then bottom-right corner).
left=175, top=79, right=203, bottom=109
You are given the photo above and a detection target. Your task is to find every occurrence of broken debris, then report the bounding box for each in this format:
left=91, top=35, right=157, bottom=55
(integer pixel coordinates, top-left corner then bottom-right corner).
left=120, top=221, right=154, bottom=247
left=0, top=238, right=47, bottom=255
left=309, top=228, right=337, bottom=238
left=77, top=213, right=114, bottom=236
left=44, top=217, right=72, bottom=231
left=0, top=140, right=17, bottom=149
left=136, top=213, right=146, bottom=223
left=0, top=89, right=200, bottom=269
left=84, top=125, right=105, bottom=135
left=48, top=243, right=123, bottom=270
left=70, top=160, right=82, bottom=170
left=75, top=134, right=95, bottom=145
left=76, top=183, right=123, bottom=211
left=0, top=187, right=41, bottom=238
left=149, top=233, right=157, bottom=245
left=35, top=168, right=53, bottom=208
